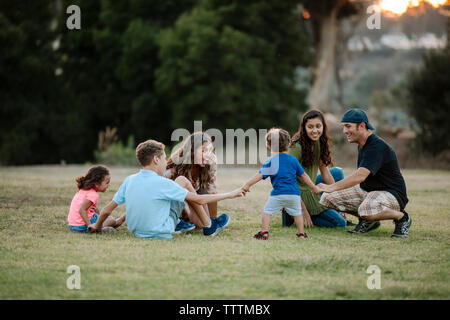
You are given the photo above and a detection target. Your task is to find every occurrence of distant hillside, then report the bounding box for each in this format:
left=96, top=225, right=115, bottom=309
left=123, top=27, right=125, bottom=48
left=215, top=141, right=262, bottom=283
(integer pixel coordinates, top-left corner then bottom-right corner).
left=336, top=3, right=448, bottom=124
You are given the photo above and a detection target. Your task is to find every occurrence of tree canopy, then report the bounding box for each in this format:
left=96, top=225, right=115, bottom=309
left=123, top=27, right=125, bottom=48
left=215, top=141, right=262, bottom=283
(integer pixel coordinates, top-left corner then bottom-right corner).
left=0, top=0, right=311, bottom=165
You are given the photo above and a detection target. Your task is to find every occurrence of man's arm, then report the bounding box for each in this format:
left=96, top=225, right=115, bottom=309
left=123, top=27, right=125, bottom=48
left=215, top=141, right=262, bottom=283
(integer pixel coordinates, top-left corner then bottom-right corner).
left=317, top=167, right=370, bottom=193
left=88, top=200, right=118, bottom=233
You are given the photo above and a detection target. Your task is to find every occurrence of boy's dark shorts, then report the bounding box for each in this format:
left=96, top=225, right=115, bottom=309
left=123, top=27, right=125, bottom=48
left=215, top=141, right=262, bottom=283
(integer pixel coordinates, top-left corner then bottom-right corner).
left=169, top=200, right=185, bottom=226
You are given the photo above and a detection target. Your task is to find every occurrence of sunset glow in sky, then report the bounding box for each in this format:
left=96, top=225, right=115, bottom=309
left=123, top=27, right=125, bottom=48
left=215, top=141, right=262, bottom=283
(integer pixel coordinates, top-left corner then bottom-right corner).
left=377, top=0, right=448, bottom=15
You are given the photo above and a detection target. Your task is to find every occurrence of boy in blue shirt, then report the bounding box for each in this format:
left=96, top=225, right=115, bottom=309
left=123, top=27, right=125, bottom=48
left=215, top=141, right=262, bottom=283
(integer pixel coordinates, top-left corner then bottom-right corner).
left=89, top=139, right=244, bottom=238
left=242, top=128, right=320, bottom=240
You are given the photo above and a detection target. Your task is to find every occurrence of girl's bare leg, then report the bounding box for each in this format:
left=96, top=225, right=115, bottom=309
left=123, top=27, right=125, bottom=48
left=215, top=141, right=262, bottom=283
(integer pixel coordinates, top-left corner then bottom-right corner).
left=207, top=201, right=217, bottom=218
left=115, top=214, right=126, bottom=227
left=174, top=176, right=211, bottom=227
left=199, top=189, right=217, bottom=219
left=101, top=214, right=126, bottom=228
left=185, top=202, right=210, bottom=229
left=102, top=216, right=118, bottom=228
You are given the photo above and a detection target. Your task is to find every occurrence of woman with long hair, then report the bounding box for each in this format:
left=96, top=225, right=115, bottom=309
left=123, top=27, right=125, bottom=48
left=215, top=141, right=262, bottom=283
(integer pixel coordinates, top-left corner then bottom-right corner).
left=165, top=132, right=221, bottom=229
left=286, top=109, right=351, bottom=228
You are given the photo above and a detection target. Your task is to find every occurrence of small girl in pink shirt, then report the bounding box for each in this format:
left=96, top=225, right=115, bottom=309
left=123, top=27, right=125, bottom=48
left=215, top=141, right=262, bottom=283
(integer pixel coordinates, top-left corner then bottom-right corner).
left=68, top=166, right=125, bottom=233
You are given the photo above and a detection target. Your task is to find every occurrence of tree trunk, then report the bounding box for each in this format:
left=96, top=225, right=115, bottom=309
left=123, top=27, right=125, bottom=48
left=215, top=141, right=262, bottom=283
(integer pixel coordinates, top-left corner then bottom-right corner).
left=334, top=9, right=367, bottom=114
left=308, top=8, right=339, bottom=112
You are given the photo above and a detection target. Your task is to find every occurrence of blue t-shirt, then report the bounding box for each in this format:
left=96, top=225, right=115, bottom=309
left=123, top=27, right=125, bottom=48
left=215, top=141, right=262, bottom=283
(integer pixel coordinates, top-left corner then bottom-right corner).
left=113, top=169, right=188, bottom=239
left=259, top=153, right=305, bottom=196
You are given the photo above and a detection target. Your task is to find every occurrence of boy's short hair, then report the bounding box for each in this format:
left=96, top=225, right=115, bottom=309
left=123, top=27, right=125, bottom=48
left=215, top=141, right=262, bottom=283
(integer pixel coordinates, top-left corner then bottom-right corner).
left=136, top=139, right=165, bottom=167
left=265, top=128, right=291, bottom=153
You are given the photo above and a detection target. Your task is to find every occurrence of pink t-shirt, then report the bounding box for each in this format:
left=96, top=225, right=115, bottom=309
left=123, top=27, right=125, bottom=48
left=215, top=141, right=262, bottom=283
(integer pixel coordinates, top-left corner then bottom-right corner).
left=68, top=188, right=99, bottom=226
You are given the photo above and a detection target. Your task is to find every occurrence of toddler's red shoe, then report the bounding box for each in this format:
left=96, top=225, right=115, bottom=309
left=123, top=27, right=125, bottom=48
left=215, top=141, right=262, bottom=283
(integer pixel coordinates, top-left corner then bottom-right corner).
left=254, top=231, right=269, bottom=240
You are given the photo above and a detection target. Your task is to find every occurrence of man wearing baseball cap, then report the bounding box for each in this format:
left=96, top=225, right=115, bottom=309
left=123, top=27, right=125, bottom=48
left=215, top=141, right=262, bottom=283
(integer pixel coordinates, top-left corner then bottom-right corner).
left=316, top=108, right=411, bottom=238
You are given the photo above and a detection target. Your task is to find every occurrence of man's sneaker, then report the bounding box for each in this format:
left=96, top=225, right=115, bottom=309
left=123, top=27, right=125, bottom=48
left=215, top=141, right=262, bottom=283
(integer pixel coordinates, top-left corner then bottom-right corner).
left=213, top=213, right=230, bottom=231
left=174, top=219, right=195, bottom=234
left=347, top=218, right=380, bottom=234
left=101, top=226, right=116, bottom=234
left=254, top=231, right=269, bottom=240
left=391, top=212, right=412, bottom=238
left=203, top=214, right=230, bottom=236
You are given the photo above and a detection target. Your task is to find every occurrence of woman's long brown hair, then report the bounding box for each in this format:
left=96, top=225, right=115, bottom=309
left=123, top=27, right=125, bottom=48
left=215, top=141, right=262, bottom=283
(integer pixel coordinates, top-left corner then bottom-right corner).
left=166, top=132, right=215, bottom=189
left=290, top=109, right=333, bottom=168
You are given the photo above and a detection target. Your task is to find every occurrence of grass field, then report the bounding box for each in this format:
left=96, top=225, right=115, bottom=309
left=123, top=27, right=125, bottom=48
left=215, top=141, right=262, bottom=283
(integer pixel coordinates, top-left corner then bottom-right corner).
left=0, top=165, right=449, bottom=300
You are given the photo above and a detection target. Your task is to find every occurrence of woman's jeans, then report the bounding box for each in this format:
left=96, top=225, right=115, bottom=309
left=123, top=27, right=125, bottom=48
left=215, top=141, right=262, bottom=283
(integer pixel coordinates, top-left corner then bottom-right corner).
left=310, top=208, right=346, bottom=228
left=282, top=167, right=347, bottom=228
left=311, top=167, right=346, bottom=228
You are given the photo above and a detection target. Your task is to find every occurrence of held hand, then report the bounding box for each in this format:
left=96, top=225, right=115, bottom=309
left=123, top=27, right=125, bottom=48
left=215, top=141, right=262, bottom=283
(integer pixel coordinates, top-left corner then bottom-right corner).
left=241, top=184, right=251, bottom=193
left=230, top=187, right=246, bottom=198
left=316, top=183, right=333, bottom=194
left=312, top=185, right=322, bottom=195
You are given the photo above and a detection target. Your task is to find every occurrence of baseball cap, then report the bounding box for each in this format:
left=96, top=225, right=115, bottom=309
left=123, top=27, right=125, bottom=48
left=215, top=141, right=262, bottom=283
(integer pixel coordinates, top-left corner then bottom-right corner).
left=341, top=109, right=375, bottom=130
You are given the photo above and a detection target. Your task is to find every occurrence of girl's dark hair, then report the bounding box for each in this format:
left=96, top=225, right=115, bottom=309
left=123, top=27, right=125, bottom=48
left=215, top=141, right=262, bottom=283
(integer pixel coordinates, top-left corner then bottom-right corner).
left=291, top=109, right=333, bottom=168
left=76, top=166, right=110, bottom=190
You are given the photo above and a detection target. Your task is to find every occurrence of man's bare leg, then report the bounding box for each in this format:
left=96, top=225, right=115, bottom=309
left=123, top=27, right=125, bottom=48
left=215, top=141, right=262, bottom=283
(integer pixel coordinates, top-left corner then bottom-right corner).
left=363, top=208, right=404, bottom=222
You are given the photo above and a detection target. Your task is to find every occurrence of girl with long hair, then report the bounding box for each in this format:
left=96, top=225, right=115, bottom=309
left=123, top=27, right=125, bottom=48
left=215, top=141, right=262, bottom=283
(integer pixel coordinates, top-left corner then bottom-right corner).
left=286, top=109, right=350, bottom=228
left=165, top=132, right=223, bottom=229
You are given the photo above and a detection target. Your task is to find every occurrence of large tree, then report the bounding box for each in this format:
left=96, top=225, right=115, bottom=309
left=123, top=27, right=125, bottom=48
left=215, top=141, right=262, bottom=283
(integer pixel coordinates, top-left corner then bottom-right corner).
left=155, top=0, right=312, bottom=133
left=57, top=0, right=198, bottom=155
left=0, top=0, right=65, bottom=164
left=302, top=0, right=365, bottom=112
left=1, top=0, right=314, bottom=164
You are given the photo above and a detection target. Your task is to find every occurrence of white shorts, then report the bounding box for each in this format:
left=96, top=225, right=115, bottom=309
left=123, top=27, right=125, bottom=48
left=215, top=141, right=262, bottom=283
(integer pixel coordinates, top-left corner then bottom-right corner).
left=263, top=195, right=302, bottom=216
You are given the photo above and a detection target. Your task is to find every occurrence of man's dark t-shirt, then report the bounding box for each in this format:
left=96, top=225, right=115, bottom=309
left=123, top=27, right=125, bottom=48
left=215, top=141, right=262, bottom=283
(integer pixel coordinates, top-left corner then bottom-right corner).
left=357, top=134, right=408, bottom=210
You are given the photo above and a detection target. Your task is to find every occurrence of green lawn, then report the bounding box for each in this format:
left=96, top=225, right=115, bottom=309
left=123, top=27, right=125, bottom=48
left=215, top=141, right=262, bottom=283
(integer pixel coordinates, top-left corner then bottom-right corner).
left=0, top=165, right=449, bottom=299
